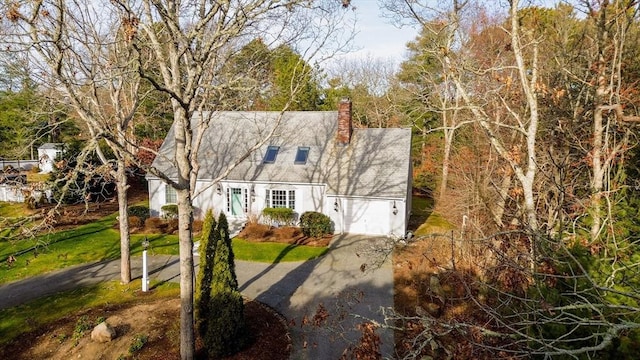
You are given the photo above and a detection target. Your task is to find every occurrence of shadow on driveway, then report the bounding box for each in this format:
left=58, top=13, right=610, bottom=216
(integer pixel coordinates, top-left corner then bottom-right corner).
left=0, top=235, right=395, bottom=359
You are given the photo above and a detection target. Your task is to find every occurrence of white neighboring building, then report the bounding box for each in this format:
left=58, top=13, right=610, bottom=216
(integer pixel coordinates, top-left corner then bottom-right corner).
left=147, top=100, right=413, bottom=237
left=37, top=143, right=63, bottom=174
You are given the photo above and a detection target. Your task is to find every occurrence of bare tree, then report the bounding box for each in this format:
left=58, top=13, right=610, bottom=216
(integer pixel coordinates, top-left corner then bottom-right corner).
left=385, top=0, right=542, bottom=252
left=325, top=55, right=402, bottom=127
left=394, top=20, right=480, bottom=201
left=577, top=0, right=640, bottom=242
left=105, top=1, right=354, bottom=357
left=1, top=1, right=150, bottom=283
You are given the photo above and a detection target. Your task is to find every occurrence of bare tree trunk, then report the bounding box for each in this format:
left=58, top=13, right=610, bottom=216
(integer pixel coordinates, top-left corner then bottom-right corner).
left=439, top=111, right=453, bottom=201
left=116, top=156, right=131, bottom=284
left=589, top=3, right=609, bottom=242
left=591, top=105, right=605, bottom=241
left=509, top=0, right=540, bottom=235
left=445, top=0, right=540, bottom=269
left=174, top=106, right=195, bottom=359
left=492, top=172, right=512, bottom=227
left=177, top=187, right=195, bottom=359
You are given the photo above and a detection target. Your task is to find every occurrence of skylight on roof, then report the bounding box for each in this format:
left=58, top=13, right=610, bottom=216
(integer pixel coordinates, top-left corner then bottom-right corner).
left=263, top=145, right=280, bottom=164
left=294, top=147, right=310, bottom=165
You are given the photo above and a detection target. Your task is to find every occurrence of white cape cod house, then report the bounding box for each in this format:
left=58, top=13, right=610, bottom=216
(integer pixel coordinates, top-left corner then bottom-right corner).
left=147, top=100, right=413, bottom=237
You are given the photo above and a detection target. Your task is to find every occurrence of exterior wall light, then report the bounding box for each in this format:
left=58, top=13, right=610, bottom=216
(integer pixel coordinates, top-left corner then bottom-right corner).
left=392, top=201, right=398, bottom=215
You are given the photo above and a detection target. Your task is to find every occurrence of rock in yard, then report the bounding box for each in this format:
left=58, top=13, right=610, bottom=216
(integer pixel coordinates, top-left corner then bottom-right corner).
left=91, top=322, right=116, bottom=343
left=429, top=275, right=446, bottom=303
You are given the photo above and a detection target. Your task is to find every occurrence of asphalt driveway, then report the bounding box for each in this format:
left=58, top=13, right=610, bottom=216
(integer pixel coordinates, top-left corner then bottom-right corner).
left=0, top=234, right=395, bottom=359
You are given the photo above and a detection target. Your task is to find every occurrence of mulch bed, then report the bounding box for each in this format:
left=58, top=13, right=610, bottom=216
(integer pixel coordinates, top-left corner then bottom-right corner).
left=0, top=298, right=291, bottom=360
left=237, top=223, right=332, bottom=247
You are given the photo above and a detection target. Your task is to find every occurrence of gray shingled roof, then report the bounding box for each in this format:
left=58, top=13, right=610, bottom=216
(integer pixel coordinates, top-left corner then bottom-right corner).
left=150, top=111, right=412, bottom=199
left=38, top=143, right=63, bottom=150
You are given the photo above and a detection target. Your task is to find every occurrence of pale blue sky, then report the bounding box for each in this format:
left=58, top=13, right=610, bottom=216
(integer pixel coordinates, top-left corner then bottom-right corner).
left=344, top=2, right=419, bottom=63
left=344, top=0, right=562, bottom=63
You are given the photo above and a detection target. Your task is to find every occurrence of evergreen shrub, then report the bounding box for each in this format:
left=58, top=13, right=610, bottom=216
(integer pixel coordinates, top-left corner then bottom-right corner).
left=128, top=205, right=150, bottom=223
left=262, top=207, right=295, bottom=226
left=160, top=204, right=178, bottom=219
left=300, top=211, right=332, bottom=238
left=205, top=212, right=247, bottom=357
left=196, top=210, right=217, bottom=338
left=196, top=211, right=248, bottom=357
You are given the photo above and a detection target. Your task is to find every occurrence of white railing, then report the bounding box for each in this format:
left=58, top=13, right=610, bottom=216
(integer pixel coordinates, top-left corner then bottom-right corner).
left=0, top=185, right=25, bottom=202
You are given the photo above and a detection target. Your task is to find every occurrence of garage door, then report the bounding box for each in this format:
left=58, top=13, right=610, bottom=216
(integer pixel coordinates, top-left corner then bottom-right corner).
left=343, top=199, right=389, bottom=235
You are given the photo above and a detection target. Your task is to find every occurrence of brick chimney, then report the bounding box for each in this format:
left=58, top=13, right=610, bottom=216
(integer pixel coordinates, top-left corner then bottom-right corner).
left=336, top=98, right=352, bottom=145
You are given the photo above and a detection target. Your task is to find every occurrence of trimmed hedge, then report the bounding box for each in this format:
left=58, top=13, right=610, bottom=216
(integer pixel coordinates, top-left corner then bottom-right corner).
left=262, top=207, right=295, bottom=226
left=299, top=211, right=332, bottom=238
left=161, top=204, right=178, bottom=219
left=128, top=205, right=150, bottom=223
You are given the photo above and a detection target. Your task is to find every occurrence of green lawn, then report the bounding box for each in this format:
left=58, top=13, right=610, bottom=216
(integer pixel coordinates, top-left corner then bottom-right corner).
left=0, top=202, right=35, bottom=218
left=410, top=194, right=456, bottom=236
left=0, top=280, right=179, bottom=346
left=0, top=202, right=36, bottom=240
left=0, top=202, right=328, bottom=349
left=0, top=208, right=328, bottom=285
left=233, top=238, right=328, bottom=263
left=415, top=212, right=456, bottom=235
left=26, top=172, right=50, bottom=183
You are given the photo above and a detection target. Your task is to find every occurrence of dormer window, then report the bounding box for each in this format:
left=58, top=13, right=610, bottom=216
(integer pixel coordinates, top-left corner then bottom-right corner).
left=263, top=145, right=280, bottom=164
left=294, top=147, right=310, bottom=165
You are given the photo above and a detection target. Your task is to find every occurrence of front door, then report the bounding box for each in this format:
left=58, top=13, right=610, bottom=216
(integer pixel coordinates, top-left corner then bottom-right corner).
left=231, top=188, right=244, bottom=216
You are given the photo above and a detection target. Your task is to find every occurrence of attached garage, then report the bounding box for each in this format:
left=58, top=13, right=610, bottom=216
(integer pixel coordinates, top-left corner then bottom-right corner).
left=328, top=196, right=407, bottom=237
left=342, top=198, right=390, bottom=235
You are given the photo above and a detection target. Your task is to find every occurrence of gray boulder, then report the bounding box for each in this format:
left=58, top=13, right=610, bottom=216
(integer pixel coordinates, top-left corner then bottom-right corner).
left=91, top=321, right=117, bottom=343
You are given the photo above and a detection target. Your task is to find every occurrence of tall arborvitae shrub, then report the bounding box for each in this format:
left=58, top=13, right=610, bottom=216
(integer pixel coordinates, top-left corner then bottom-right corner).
left=195, top=209, right=217, bottom=337
left=205, top=212, right=248, bottom=357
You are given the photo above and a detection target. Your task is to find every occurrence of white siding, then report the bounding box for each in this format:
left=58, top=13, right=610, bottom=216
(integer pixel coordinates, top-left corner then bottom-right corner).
left=147, top=179, right=164, bottom=217
left=148, top=178, right=408, bottom=237
left=192, top=182, right=221, bottom=219
left=390, top=200, right=407, bottom=237
left=192, top=181, right=325, bottom=222
left=329, top=197, right=407, bottom=237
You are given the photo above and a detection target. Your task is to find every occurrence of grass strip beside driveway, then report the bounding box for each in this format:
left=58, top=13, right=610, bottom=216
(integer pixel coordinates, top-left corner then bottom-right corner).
left=0, top=213, right=328, bottom=285
left=233, top=238, right=328, bottom=263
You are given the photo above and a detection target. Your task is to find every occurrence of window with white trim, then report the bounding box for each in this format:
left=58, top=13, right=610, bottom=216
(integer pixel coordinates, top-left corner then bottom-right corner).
left=165, top=185, right=177, bottom=203
left=265, top=189, right=295, bottom=209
